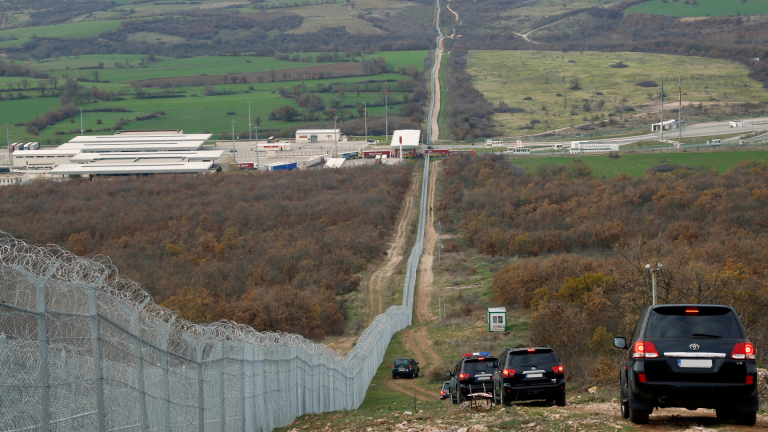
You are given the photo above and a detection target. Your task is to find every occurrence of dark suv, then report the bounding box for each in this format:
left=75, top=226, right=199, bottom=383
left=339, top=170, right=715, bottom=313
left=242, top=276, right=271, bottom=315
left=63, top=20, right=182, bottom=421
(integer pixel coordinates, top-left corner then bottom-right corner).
left=392, top=358, right=419, bottom=379
left=492, top=346, right=566, bottom=406
left=446, top=352, right=498, bottom=404
left=614, top=304, right=759, bottom=426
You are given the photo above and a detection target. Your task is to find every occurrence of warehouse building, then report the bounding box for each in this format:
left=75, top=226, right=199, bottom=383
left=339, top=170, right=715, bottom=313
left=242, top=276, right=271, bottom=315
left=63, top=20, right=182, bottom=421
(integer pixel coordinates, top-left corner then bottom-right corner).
left=569, top=141, right=620, bottom=154
left=651, top=119, right=679, bottom=132
left=295, top=129, right=342, bottom=144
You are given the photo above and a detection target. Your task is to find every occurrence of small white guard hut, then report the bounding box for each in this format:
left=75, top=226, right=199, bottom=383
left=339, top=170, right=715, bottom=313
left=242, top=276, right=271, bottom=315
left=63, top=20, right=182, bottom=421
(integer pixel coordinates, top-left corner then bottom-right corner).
left=488, top=307, right=507, bottom=332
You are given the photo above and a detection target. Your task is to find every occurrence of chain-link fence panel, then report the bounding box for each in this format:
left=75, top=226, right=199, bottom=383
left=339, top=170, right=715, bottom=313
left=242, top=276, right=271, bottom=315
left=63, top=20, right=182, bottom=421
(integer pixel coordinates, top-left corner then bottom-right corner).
left=0, top=158, right=430, bottom=432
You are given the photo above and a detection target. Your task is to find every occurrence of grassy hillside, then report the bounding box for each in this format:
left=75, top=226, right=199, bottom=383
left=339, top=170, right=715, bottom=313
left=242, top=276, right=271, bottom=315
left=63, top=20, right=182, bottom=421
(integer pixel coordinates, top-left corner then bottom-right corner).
left=0, top=21, right=123, bottom=48
left=466, top=50, right=768, bottom=136
left=624, top=0, right=768, bottom=17
left=508, top=149, right=768, bottom=178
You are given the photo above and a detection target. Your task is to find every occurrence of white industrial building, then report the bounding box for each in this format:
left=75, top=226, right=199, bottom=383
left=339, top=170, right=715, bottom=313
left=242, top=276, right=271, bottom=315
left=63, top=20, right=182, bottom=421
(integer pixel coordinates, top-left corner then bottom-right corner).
left=651, top=119, right=679, bottom=132
left=13, top=131, right=221, bottom=177
left=295, top=129, right=342, bottom=144
left=570, top=141, right=620, bottom=154
left=390, top=130, right=421, bottom=158
left=730, top=120, right=745, bottom=128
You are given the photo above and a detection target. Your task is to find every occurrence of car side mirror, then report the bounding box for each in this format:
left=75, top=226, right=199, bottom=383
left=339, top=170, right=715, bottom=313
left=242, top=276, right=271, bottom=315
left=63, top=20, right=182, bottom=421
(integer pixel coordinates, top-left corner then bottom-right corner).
left=613, top=337, right=627, bottom=349
left=445, top=371, right=452, bottom=377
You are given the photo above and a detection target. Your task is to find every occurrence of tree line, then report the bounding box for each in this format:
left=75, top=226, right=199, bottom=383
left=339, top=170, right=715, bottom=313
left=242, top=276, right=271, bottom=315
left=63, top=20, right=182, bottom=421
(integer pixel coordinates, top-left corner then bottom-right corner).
left=0, top=165, right=413, bottom=340
left=438, top=154, right=768, bottom=383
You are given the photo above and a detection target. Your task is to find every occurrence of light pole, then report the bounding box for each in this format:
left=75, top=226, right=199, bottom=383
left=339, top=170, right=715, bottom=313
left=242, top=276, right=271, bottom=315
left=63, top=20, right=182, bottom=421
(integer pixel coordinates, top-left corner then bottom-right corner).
left=79, top=108, right=83, bottom=136
left=231, top=120, right=236, bottom=163
left=255, top=125, right=260, bottom=170
left=645, top=263, right=662, bottom=306
left=364, top=101, right=367, bottom=144
left=5, top=123, right=9, bottom=165
left=334, top=116, right=338, bottom=157
left=248, top=102, right=252, bottom=143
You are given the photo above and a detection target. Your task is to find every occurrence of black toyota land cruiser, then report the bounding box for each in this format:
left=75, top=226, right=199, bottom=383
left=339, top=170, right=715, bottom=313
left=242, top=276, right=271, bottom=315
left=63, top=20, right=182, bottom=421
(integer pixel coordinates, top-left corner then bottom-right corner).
left=445, top=352, right=498, bottom=404
left=614, top=304, right=759, bottom=426
left=492, top=346, right=566, bottom=406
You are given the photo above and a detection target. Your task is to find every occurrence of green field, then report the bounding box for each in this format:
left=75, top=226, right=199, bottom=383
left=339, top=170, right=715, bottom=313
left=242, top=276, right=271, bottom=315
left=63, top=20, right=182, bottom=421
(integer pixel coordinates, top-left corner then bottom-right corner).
left=509, top=149, right=768, bottom=178
left=494, top=0, right=625, bottom=32
left=0, top=20, right=122, bottom=48
left=26, top=51, right=428, bottom=83
left=466, top=50, right=768, bottom=137
left=624, top=0, right=768, bottom=17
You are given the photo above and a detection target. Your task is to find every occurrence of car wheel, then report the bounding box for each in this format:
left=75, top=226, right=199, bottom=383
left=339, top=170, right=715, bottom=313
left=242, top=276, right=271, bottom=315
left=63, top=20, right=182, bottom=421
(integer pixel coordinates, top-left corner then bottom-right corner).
left=392, top=374, right=396, bottom=379
left=556, top=391, right=566, bottom=407
left=629, top=408, right=650, bottom=425
left=715, top=408, right=734, bottom=421
left=735, top=411, right=757, bottom=426
left=451, top=390, right=458, bottom=405
left=620, top=376, right=630, bottom=419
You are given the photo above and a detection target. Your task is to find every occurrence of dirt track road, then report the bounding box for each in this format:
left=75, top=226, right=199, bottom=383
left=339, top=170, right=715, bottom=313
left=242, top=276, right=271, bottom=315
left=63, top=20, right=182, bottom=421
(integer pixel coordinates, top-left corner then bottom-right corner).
left=388, top=162, right=445, bottom=399
left=326, top=171, right=422, bottom=354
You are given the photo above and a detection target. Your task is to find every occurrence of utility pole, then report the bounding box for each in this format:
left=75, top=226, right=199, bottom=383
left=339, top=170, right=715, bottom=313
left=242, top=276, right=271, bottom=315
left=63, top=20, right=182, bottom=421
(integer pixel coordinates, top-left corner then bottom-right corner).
left=385, top=73, right=388, bottom=145
left=5, top=123, right=9, bottom=166
left=438, top=294, right=441, bottom=321
left=80, top=108, right=84, bottom=136
left=255, top=126, right=260, bottom=170
left=231, top=120, right=236, bottom=163
left=334, top=117, right=338, bottom=157
left=678, top=74, right=682, bottom=149
left=646, top=263, right=662, bottom=306
left=364, top=101, right=367, bottom=143
left=248, top=101, right=252, bottom=144
left=660, top=73, right=664, bottom=142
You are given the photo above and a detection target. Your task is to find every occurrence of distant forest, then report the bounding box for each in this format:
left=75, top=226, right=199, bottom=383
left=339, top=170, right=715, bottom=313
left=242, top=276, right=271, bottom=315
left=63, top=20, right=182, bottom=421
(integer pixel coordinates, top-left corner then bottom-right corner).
left=0, top=165, right=413, bottom=340
left=438, top=154, right=768, bottom=381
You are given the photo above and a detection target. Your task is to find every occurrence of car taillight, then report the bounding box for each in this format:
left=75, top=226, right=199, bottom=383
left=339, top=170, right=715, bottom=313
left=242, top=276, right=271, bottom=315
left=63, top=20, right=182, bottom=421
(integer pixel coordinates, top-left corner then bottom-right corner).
left=392, top=365, right=395, bottom=369
left=638, top=373, right=646, bottom=383
left=747, top=375, right=755, bottom=385
left=409, top=365, right=412, bottom=369
left=633, top=341, right=659, bottom=358
left=459, top=373, right=470, bottom=380
left=441, top=390, right=447, bottom=395
left=732, top=342, right=756, bottom=360
left=552, top=365, right=564, bottom=374
left=502, top=368, right=515, bottom=378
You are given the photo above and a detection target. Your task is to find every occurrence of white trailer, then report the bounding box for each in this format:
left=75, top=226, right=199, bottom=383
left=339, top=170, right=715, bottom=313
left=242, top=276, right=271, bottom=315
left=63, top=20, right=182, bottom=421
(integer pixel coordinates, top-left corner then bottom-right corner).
left=305, top=154, right=330, bottom=167
left=29, top=142, right=40, bottom=150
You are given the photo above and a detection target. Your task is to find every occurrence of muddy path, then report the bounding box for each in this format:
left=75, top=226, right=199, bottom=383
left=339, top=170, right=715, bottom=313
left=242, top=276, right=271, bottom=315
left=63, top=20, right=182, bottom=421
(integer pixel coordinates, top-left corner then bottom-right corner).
left=388, top=162, right=445, bottom=399
left=326, top=170, right=422, bottom=354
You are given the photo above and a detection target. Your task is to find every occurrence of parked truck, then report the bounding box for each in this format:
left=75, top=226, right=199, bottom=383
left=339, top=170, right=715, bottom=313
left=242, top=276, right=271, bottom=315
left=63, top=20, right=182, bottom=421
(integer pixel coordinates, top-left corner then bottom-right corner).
left=425, top=149, right=450, bottom=157
left=266, top=162, right=298, bottom=171
left=305, top=154, right=330, bottom=167
left=339, top=152, right=360, bottom=159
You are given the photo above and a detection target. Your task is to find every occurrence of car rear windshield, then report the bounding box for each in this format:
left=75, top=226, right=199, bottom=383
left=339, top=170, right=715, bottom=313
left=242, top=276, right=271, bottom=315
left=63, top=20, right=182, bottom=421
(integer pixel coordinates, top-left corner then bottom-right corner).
left=645, top=307, right=742, bottom=339
left=463, top=359, right=497, bottom=374
left=507, top=351, right=557, bottom=367
left=394, top=359, right=410, bottom=366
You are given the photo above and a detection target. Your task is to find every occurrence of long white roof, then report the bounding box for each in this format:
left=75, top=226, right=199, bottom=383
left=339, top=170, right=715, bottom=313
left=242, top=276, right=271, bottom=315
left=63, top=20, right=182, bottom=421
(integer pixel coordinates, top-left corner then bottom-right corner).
left=70, top=151, right=224, bottom=163
left=389, top=130, right=421, bottom=148
left=59, top=142, right=207, bottom=152
left=12, top=149, right=81, bottom=156
left=50, top=162, right=214, bottom=175
left=67, top=133, right=212, bottom=144
left=295, top=129, right=340, bottom=134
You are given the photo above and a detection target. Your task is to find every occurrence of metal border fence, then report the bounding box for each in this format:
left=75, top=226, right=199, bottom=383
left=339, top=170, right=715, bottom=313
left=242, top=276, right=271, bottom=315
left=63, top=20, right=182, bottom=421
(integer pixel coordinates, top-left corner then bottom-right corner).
left=0, top=157, right=430, bottom=432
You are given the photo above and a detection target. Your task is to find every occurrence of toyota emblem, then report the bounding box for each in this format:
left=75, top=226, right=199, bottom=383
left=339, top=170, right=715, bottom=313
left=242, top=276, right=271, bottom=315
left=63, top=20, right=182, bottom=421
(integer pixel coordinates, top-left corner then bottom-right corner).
left=531, top=367, right=536, bottom=370
left=690, top=343, right=700, bottom=351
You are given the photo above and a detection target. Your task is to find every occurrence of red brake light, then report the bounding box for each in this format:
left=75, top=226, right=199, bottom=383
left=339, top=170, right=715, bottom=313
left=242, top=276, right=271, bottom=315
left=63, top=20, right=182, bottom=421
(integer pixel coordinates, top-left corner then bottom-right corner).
left=732, top=342, right=756, bottom=360
left=392, top=365, right=395, bottom=369
left=527, top=348, right=535, bottom=352
left=477, top=357, right=484, bottom=361
left=747, top=375, right=755, bottom=385
left=502, top=368, right=515, bottom=378
left=409, top=365, right=412, bottom=369
left=459, top=373, right=470, bottom=380
left=552, top=365, right=564, bottom=374
left=685, top=308, right=699, bottom=314
left=633, top=341, right=659, bottom=359
left=638, top=373, right=646, bottom=383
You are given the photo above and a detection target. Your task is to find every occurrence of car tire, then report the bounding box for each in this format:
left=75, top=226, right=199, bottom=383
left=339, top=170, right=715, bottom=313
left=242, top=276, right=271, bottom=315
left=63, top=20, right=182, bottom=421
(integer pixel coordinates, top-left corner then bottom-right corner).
left=629, top=408, right=650, bottom=425
left=451, top=390, right=459, bottom=405
left=735, top=411, right=757, bottom=426
left=715, top=408, right=734, bottom=421
left=620, top=376, right=630, bottom=419
left=392, top=374, right=396, bottom=379
left=556, top=391, right=566, bottom=407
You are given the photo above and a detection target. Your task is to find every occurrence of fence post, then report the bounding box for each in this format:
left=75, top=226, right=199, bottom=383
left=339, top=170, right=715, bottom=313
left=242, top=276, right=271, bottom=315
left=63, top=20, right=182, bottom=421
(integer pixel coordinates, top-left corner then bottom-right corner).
left=87, top=277, right=108, bottom=432
left=195, top=340, right=206, bottom=432
left=0, top=332, right=6, bottom=414
left=214, top=341, right=225, bottom=432
left=149, top=317, right=175, bottom=432
left=132, top=299, right=151, bottom=432
left=239, top=343, right=246, bottom=431
left=28, top=260, right=61, bottom=432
